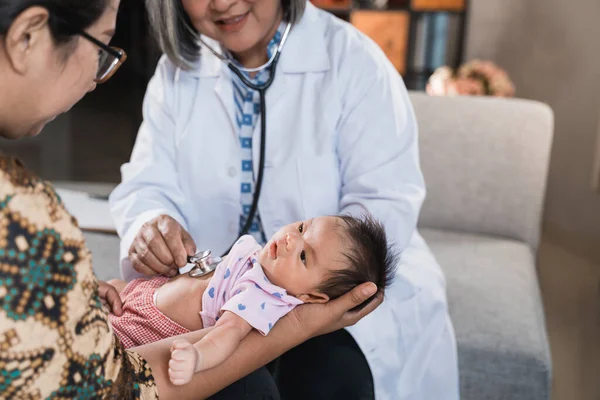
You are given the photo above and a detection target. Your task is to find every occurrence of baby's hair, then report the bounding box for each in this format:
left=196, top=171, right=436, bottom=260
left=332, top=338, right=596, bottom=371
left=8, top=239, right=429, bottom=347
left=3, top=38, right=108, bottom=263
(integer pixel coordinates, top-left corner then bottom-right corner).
left=318, top=214, right=399, bottom=311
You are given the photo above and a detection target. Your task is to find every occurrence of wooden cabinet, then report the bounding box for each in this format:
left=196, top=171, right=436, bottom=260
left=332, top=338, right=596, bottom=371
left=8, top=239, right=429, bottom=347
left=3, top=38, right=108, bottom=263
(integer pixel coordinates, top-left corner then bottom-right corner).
left=411, top=0, right=465, bottom=11
left=311, top=0, right=468, bottom=90
left=350, top=11, right=410, bottom=74
left=311, top=0, right=352, bottom=10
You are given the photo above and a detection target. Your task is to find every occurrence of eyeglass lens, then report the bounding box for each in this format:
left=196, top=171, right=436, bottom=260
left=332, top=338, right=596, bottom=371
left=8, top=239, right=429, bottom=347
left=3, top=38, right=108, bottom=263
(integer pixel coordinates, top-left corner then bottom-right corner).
left=97, top=48, right=118, bottom=80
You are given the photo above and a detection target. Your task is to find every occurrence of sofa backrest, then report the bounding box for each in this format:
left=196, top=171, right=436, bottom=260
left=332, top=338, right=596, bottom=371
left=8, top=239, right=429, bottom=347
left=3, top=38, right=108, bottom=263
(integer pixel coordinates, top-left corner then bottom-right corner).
left=410, top=92, right=554, bottom=250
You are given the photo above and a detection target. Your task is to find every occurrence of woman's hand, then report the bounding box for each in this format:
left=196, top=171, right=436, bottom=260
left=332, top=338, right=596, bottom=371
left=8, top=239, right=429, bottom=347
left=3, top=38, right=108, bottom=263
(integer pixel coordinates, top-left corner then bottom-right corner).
left=129, top=215, right=197, bottom=276
left=289, top=282, right=382, bottom=338
left=98, top=281, right=123, bottom=316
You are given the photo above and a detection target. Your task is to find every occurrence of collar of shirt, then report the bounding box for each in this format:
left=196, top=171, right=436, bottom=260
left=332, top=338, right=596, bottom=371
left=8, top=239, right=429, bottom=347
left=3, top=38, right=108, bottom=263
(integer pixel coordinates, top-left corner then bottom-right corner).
left=225, top=22, right=286, bottom=85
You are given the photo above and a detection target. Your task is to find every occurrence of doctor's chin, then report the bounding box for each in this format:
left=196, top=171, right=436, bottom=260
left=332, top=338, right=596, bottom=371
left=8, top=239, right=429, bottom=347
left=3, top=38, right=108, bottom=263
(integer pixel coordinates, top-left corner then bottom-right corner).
left=2, top=0, right=599, bottom=399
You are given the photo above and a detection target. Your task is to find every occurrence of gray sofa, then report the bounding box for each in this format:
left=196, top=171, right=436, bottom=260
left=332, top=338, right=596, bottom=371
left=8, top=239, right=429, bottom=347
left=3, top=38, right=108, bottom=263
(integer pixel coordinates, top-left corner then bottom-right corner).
left=411, top=92, right=553, bottom=399
left=70, top=91, right=554, bottom=400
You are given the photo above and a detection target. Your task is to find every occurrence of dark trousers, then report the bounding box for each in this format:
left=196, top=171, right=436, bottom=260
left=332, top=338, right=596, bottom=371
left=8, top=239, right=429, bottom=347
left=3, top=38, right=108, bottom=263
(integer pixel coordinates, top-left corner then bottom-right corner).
left=209, top=330, right=374, bottom=400
left=208, top=366, right=280, bottom=400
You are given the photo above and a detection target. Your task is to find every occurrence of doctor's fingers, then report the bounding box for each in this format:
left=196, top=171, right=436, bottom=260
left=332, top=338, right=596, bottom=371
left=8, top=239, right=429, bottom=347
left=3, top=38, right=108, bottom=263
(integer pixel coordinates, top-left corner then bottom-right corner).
left=130, top=253, right=165, bottom=277
left=156, top=217, right=192, bottom=268
left=140, top=223, right=176, bottom=266
left=180, top=229, right=197, bottom=259
left=129, top=252, right=154, bottom=276
left=132, top=239, right=176, bottom=277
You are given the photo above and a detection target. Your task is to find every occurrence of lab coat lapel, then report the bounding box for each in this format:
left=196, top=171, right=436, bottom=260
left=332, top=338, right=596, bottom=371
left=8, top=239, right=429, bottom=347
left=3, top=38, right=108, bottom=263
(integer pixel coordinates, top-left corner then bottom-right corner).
left=248, top=2, right=330, bottom=177
left=252, top=68, right=287, bottom=177
left=214, top=69, right=238, bottom=141
left=278, top=3, right=330, bottom=74
left=194, top=38, right=238, bottom=140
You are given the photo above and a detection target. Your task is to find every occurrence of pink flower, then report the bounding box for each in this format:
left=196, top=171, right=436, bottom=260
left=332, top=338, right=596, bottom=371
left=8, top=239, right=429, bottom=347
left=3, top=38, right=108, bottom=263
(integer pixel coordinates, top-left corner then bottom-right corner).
left=427, top=60, right=515, bottom=98
left=426, top=66, right=454, bottom=96
left=489, top=77, right=515, bottom=97
left=447, top=78, right=485, bottom=96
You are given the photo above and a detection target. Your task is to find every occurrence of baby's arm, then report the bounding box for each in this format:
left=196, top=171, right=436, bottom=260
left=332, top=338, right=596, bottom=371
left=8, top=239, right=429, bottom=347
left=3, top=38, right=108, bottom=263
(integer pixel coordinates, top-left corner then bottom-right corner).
left=168, top=311, right=253, bottom=385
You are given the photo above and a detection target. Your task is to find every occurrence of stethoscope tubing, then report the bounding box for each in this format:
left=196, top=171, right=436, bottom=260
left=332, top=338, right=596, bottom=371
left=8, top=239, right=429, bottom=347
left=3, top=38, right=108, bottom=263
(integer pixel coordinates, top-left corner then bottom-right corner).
left=189, top=22, right=290, bottom=261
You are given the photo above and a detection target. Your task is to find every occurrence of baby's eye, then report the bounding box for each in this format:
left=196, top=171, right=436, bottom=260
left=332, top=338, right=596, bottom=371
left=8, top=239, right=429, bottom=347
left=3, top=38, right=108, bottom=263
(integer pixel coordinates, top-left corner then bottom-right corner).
left=300, top=250, right=306, bottom=265
left=298, top=222, right=304, bottom=233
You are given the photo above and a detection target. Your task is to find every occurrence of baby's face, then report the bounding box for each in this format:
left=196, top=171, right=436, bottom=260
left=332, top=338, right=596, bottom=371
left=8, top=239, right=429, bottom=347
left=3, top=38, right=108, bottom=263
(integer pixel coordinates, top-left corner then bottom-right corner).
left=258, top=216, right=348, bottom=303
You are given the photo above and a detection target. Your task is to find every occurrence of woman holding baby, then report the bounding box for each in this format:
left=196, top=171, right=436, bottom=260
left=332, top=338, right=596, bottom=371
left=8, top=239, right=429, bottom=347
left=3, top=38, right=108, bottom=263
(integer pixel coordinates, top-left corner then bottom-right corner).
left=0, top=0, right=387, bottom=399
left=108, top=0, right=459, bottom=398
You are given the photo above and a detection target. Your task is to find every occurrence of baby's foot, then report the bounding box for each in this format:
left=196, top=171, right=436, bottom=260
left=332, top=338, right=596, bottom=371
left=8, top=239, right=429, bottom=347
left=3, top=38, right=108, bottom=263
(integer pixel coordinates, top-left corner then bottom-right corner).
left=168, top=339, right=200, bottom=385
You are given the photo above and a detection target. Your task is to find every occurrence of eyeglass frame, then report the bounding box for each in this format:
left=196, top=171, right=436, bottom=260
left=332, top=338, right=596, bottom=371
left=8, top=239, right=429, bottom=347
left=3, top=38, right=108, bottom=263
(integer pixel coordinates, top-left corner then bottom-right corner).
left=78, top=30, right=127, bottom=84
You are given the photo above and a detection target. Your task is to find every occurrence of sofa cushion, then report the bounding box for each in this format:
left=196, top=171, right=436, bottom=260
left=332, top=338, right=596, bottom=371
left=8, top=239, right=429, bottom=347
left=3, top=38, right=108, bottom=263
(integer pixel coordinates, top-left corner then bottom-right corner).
left=421, top=227, right=551, bottom=400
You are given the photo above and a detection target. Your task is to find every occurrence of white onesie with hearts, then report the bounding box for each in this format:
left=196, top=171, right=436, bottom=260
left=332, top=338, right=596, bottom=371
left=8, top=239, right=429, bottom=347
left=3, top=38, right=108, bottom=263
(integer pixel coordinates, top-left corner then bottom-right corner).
left=200, top=235, right=303, bottom=335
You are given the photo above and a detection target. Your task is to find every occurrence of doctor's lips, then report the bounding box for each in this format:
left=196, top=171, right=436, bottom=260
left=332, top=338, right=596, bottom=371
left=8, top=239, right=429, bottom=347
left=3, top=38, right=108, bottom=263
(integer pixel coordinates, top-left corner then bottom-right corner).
left=215, top=12, right=249, bottom=32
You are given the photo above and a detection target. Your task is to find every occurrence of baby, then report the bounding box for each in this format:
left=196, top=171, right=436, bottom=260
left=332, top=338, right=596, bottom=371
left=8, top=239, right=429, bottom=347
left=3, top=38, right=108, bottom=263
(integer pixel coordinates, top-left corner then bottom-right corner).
left=106, top=215, right=397, bottom=386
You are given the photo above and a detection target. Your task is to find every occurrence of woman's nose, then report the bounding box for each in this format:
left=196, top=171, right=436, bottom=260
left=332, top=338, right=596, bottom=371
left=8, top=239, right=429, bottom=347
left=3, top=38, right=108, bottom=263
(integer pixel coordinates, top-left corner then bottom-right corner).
left=88, top=81, right=97, bottom=93
left=210, top=0, right=235, bottom=13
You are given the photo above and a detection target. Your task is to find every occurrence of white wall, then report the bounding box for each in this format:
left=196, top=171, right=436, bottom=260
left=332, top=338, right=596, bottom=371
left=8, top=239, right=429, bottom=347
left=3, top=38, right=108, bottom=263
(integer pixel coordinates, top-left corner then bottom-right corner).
left=593, top=111, right=600, bottom=193
left=465, top=0, right=600, bottom=263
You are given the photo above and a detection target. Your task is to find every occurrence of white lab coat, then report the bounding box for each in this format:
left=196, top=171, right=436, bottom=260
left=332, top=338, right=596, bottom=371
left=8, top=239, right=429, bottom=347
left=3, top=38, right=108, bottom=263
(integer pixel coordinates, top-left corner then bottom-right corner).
left=109, top=3, right=459, bottom=399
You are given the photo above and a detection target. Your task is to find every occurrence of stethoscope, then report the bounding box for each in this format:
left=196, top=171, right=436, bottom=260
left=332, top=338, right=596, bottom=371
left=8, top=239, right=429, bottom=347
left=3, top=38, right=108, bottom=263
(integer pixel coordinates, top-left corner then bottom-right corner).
left=188, top=250, right=222, bottom=277
left=186, top=22, right=293, bottom=278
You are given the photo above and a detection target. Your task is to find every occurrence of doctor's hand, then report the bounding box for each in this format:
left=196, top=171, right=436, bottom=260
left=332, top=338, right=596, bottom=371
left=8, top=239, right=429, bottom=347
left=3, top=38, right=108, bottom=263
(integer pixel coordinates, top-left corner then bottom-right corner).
left=289, top=282, right=382, bottom=339
left=129, top=215, right=197, bottom=277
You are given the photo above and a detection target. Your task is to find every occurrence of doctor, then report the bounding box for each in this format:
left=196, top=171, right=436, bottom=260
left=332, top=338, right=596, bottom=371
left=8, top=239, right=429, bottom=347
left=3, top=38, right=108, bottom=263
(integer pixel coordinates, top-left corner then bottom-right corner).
left=109, top=0, right=459, bottom=398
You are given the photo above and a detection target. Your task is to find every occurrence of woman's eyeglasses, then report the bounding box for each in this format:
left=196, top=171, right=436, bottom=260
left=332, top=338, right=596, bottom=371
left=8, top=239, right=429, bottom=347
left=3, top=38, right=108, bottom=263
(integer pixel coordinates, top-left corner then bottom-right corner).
left=78, top=30, right=127, bottom=84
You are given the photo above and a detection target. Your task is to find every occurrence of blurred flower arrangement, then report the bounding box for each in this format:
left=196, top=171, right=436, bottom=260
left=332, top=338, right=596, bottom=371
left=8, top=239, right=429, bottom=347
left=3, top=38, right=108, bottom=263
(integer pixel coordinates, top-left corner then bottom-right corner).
left=426, top=60, right=516, bottom=97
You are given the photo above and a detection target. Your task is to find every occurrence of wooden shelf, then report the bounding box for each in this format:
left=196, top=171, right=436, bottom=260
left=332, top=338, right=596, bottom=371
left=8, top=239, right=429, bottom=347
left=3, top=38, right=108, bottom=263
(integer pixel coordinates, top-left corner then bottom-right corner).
left=350, top=10, right=410, bottom=74
left=310, top=0, right=467, bottom=84
left=310, top=0, right=351, bottom=11
left=411, top=0, right=465, bottom=11
left=311, top=0, right=466, bottom=14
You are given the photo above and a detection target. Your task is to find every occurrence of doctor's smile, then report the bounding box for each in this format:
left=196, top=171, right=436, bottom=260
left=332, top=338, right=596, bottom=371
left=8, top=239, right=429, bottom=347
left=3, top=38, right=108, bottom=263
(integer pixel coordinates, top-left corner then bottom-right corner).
left=215, top=12, right=250, bottom=32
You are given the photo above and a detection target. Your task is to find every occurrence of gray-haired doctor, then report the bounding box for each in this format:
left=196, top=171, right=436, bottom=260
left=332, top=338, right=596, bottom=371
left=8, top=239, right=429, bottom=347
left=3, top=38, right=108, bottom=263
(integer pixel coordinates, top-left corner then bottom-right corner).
left=109, top=0, right=459, bottom=398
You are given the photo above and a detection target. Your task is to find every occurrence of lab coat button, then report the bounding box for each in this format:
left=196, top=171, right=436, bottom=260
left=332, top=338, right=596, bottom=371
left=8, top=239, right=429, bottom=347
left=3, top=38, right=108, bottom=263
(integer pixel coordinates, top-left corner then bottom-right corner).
left=228, top=167, right=237, bottom=177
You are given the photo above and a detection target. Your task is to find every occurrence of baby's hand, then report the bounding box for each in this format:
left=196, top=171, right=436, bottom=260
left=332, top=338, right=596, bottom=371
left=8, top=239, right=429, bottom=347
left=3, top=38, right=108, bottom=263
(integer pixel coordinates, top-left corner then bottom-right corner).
left=168, top=339, right=200, bottom=385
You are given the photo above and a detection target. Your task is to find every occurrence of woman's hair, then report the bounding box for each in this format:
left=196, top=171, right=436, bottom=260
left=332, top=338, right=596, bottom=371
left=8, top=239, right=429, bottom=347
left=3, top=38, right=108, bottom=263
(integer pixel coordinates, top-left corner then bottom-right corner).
left=145, top=0, right=306, bottom=70
left=0, top=0, right=108, bottom=45
left=318, top=214, right=399, bottom=311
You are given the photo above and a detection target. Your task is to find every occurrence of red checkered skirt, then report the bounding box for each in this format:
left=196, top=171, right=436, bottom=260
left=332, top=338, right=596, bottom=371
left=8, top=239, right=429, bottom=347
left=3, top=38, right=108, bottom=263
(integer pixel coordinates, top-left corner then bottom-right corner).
left=108, top=276, right=190, bottom=349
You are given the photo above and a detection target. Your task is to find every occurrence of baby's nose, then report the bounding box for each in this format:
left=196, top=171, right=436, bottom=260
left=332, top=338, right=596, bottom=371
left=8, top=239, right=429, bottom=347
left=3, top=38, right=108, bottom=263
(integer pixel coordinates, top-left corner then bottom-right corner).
left=285, top=232, right=302, bottom=250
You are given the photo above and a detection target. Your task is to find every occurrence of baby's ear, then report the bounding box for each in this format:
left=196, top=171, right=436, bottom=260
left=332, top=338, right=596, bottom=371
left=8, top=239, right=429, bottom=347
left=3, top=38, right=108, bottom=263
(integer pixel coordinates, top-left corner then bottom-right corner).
left=297, top=292, right=329, bottom=304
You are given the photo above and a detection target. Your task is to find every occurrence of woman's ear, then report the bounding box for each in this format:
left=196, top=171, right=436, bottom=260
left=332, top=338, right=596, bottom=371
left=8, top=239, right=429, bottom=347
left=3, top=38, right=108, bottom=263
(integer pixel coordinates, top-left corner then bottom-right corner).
left=4, top=7, right=51, bottom=74
left=297, top=291, right=330, bottom=304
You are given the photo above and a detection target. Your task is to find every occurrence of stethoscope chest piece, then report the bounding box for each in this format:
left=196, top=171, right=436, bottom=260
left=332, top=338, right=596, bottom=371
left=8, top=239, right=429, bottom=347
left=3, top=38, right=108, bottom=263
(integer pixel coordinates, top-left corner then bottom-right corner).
left=188, top=250, right=221, bottom=277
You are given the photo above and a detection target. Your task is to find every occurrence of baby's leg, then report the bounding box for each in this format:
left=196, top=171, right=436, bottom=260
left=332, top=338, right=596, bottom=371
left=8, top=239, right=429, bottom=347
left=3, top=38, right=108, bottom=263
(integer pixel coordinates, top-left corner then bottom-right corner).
left=107, top=279, right=128, bottom=294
